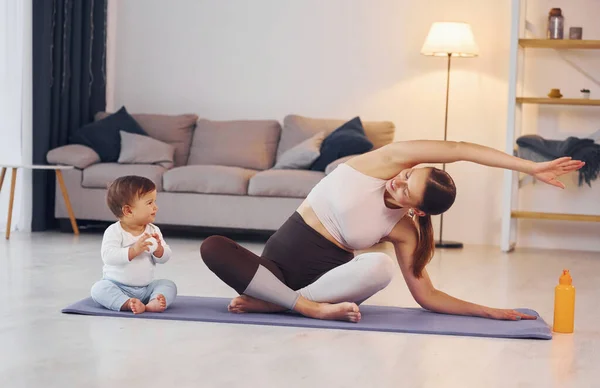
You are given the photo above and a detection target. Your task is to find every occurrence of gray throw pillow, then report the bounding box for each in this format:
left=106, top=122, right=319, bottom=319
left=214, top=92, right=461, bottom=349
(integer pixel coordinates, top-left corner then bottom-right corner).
left=118, top=131, right=176, bottom=169
left=46, top=144, right=100, bottom=169
left=272, top=131, right=325, bottom=170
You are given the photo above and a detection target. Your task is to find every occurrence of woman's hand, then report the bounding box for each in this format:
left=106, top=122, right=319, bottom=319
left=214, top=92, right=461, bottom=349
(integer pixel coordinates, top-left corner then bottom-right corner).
left=483, top=307, right=537, bottom=321
left=531, top=157, right=585, bottom=189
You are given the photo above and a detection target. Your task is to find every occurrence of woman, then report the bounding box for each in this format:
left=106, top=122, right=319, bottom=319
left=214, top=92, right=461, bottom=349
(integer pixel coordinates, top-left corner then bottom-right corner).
left=200, top=140, right=584, bottom=323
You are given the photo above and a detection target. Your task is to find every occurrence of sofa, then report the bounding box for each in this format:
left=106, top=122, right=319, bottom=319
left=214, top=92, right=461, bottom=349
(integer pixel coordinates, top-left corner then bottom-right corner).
left=46, top=112, right=395, bottom=232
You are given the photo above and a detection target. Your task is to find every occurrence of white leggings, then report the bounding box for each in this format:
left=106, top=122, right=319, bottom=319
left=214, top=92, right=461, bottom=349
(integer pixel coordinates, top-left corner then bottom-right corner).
left=244, top=252, right=395, bottom=309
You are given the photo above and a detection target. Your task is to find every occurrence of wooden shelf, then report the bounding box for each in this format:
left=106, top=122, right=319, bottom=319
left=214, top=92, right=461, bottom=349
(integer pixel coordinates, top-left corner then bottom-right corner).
left=519, top=39, right=600, bottom=49
left=512, top=211, right=600, bottom=222
left=516, top=97, right=600, bottom=106
left=502, top=2, right=600, bottom=252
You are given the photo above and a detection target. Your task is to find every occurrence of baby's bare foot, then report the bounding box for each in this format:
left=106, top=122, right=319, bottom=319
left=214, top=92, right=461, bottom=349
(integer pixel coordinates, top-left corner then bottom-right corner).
left=122, top=298, right=146, bottom=314
left=146, top=294, right=167, bottom=313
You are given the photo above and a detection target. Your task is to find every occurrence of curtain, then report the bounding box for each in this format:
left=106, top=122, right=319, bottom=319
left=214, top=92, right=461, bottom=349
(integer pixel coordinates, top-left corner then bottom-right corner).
left=32, top=0, right=107, bottom=231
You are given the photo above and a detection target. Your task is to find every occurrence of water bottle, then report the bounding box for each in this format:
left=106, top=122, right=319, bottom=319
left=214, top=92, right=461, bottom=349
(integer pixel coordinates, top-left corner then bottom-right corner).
left=547, top=8, right=564, bottom=39
left=553, top=269, right=575, bottom=333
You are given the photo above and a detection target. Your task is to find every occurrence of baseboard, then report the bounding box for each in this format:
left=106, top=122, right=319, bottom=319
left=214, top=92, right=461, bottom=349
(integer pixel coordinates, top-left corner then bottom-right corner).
left=56, top=218, right=275, bottom=242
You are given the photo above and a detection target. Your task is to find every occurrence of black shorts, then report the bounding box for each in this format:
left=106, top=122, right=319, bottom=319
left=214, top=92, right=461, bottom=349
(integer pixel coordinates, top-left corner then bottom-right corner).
left=262, top=212, right=354, bottom=290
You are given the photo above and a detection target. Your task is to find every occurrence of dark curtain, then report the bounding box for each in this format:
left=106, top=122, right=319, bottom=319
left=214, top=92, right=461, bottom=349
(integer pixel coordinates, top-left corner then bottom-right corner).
left=32, top=0, right=107, bottom=231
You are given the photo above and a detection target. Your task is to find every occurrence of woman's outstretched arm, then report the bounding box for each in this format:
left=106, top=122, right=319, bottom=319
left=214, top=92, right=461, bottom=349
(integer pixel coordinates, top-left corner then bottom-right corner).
left=348, top=140, right=584, bottom=187
left=385, top=218, right=537, bottom=320
left=386, top=140, right=536, bottom=170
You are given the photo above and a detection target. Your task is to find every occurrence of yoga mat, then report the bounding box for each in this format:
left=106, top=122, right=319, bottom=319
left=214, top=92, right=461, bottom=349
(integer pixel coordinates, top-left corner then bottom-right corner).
left=62, top=296, right=552, bottom=340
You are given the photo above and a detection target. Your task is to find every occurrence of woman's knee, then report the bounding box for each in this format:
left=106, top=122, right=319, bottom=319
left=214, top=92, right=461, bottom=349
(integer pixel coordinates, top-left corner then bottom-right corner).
left=200, top=235, right=231, bottom=266
left=363, top=252, right=395, bottom=286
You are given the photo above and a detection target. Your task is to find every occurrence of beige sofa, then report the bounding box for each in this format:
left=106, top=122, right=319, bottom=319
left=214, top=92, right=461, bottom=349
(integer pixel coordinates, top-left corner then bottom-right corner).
left=46, top=113, right=395, bottom=232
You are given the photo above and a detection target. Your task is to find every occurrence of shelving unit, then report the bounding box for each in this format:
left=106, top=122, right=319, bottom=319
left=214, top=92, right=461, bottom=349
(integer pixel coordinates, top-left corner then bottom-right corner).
left=501, top=0, right=600, bottom=252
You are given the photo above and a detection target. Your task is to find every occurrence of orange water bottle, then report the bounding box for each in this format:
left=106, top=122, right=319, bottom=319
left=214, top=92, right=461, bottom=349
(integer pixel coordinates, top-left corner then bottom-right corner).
left=553, top=269, right=575, bottom=333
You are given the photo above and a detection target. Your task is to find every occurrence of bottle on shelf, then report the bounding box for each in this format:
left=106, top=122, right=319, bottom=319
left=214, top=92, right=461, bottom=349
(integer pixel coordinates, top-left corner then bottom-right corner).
left=547, top=8, right=564, bottom=40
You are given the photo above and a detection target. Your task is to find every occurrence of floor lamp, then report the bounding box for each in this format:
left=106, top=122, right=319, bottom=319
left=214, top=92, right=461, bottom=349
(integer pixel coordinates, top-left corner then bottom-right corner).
left=420, top=22, right=479, bottom=249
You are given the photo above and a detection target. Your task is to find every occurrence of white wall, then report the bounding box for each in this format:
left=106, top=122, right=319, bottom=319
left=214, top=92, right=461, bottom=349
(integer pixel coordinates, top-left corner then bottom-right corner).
left=109, top=0, right=600, bottom=251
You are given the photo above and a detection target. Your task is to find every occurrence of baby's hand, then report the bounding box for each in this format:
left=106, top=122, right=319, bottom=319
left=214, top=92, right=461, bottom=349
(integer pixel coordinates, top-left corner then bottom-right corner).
left=129, top=233, right=153, bottom=261
left=151, top=233, right=165, bottom=257
left=151, top=233, right=162, bottom=246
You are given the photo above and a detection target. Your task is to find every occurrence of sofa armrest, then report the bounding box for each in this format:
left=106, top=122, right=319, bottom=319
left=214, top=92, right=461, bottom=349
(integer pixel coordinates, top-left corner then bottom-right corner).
left=46, top=144, right=100, bottom=169
left=325, top=155, right=359, bottom=175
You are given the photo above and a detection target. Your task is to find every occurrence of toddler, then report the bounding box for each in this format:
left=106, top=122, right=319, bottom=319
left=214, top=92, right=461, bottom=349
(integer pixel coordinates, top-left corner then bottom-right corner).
left=91, top=175, right=177, bottom=314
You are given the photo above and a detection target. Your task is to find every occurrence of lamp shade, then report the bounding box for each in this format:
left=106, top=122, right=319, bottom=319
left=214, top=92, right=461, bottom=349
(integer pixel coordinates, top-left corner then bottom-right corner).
left=421, top=22, right=479, bottom=57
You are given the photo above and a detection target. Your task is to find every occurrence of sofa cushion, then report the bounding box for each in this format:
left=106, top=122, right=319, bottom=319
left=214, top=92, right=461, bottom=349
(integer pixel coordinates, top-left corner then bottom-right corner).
left=187, top=119, right=281, bottom=170
left=272, top=131, right=325, bottom=170
left=96, top=111, right=198, bottom=166
left=163, top=165, right=257, bottom=195
left=70, top=106, right=148, bottom=163
left=248, top=170, right=325, bottom=198
left=82, top=163, right=166, bottom=191
left=277, top=114, right=395, bottom=158
left=46, top=144, right=100, bottom=169
left=118, top=131, right=176, bottom=169
left=311, top=117, right=373, bottom=172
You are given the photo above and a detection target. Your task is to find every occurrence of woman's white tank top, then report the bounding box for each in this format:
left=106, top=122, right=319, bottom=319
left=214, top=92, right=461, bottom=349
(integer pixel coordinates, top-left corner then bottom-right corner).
left=306, top=163, right=408, bottom=251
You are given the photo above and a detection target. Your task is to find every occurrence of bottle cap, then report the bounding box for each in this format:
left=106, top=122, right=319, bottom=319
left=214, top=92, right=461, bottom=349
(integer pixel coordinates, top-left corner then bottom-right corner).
left=559, top=269, right=572, bottom=285
left=549, top=8, right=562, bottom=16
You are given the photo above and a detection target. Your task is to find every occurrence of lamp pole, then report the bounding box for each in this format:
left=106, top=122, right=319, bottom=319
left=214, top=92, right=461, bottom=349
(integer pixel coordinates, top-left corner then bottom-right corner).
left=436, top=53, right=463, bottom=249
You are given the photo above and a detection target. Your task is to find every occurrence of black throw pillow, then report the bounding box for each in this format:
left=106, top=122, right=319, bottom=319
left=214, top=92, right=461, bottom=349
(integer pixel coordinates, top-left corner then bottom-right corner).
left=69, top=106, right=147, bottom=162
left=310, top=116, right=374, bottom=171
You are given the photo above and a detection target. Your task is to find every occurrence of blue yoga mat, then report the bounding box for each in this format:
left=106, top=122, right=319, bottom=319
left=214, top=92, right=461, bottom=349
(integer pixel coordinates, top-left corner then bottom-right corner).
left=62, top=296, right=552, bottom=340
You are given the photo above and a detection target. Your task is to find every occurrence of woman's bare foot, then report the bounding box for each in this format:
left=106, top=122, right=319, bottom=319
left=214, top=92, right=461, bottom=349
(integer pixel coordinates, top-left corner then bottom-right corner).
left=229, top=295, right=361, bottom=323
left=121, top=298, right=146, bottom=314
left=316, top=302, right=361, bottom=323
left=295, top=298, right=361, bottom=323
left=228, top=295, right=287, bottom=314
left=146, top=294, right=167, bottom=312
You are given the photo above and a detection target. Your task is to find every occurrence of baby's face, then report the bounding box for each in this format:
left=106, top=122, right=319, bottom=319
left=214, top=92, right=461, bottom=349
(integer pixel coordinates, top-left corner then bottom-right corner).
left=130, top=190, right=158, bottom=225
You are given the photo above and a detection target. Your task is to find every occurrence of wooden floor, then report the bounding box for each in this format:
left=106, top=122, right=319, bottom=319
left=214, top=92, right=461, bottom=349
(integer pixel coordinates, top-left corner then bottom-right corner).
left=1, top=231, right=598, bottom=388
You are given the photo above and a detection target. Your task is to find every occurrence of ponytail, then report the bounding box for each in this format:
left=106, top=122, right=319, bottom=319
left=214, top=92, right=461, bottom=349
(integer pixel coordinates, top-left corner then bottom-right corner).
left=412, top=214, right=434, bottom=278
left=411, top=167, right=457, bottom=278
